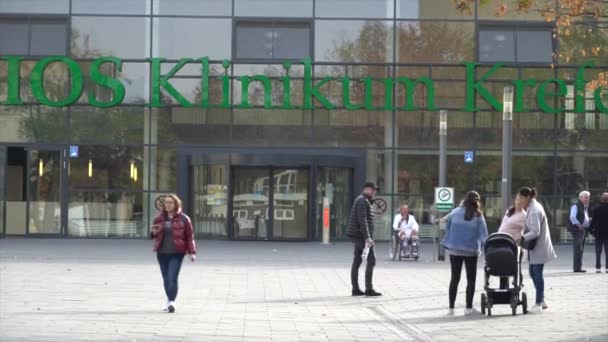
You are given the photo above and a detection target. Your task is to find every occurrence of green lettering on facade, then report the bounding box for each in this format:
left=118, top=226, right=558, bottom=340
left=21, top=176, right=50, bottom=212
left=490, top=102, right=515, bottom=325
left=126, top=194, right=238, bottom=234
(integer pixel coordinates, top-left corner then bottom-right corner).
left=465, top=62, right=503, bottom=112
left=88, top=57, right=126, bottom=108
left=513, top=79, right=537, bottom=112
left=575, top=61, right=594, bottom=113
left=537, top=79, right=567, bottom=113
left=281, top=61, right=296, bottom=109
left=237, top=75, right=273, bottom=108
left=2, top=55, right=607, bottom=115
left=150, top=58, right=193, bottom=107
left=0, top=56, right=24, bottom=105
left=199, top=57, right=210, bottom=108
left=340, top=77, right=365, bottom=110
left=396, top=76, right=436, bottom=111
left=302, top=58, right=335, bottom=110
left=595, top=87, right=608, bottom=114
left=30, top=56, right=83, bottom=107
left=219, top=59, right=231, bottom=109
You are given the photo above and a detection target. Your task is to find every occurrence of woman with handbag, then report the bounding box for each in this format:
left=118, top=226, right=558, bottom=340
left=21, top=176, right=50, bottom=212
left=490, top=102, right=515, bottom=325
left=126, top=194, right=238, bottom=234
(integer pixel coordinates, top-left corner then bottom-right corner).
left=150, top=194, right=196, bottom=313
left=518, top=187, right=556, bottom=314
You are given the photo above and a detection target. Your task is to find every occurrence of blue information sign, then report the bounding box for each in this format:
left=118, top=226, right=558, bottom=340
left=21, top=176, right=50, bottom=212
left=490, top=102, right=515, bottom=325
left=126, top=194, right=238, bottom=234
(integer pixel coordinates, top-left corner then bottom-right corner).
left=69, top=145, right=79, bottom=158
left=464, top=151, right=474, bottom=164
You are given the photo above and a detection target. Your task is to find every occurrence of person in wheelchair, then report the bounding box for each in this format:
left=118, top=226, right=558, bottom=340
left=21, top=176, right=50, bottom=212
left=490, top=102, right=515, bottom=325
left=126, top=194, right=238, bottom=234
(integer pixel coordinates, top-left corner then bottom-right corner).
left=392, top=205, right=420, bottom=258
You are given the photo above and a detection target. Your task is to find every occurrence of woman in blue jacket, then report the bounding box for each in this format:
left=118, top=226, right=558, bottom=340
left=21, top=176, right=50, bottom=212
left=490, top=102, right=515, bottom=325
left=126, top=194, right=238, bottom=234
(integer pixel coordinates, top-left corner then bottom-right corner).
left=442, top=191, right=489, bottom=316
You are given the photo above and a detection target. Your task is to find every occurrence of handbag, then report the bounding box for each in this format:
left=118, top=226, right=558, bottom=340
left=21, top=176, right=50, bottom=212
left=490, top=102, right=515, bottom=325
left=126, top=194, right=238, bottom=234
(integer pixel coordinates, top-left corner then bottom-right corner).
left=520, top=236, right=537, bottom=250
left=521, top=214, right=544, bottom=250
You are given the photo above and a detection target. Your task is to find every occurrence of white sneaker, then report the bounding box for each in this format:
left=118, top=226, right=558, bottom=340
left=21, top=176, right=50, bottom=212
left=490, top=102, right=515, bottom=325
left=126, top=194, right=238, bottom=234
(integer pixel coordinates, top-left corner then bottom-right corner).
left=167, top=301, right=176, bottom=313
left=464, top=308, right=479, bottom=316
left=541, top=301, right=548, bottom=310
left=597, top=269, right=602, bottom=274
left=162, top=300, right=169, bottom=312
left=528, top=304, right=543, bottom=314
left=447, top=308, right=455, bottom=316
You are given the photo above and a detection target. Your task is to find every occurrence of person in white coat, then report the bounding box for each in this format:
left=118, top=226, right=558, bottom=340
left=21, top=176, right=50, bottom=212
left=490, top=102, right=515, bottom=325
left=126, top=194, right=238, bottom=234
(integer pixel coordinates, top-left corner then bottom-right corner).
left=393, top=205, right=420, bottom=258
left=518, top=187, right=557, bottom=314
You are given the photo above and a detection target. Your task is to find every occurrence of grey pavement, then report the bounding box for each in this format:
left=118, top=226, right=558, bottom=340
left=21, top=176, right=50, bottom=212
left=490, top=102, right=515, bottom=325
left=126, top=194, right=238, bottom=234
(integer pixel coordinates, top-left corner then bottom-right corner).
left=0, top=239, right=607, bottom=342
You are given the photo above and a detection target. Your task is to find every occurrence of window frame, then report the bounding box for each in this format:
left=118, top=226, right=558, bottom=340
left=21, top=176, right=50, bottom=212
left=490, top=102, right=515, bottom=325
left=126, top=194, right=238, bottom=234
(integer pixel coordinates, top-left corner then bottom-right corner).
left=0, top=14, right=69, bottom=57
left=232, top=18, right=314, bottom=63
left=477, top=21, right=555, bottom=65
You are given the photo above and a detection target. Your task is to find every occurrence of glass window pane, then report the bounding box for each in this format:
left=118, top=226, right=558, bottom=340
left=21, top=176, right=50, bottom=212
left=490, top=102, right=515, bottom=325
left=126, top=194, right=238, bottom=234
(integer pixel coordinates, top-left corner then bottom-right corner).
left=397, top=111, right=474, bottom=149
left=154, top=108, right=231, bottom=145
left=0, top=0, right=69, bottom=14
left=149, top=148, right=177, bottom=192
left=71, top=17, right=150, bottom=59
left=479, top=30, right=515, bottom=62
left=153, top=18, right=231, bottom=60
left=69, top=146, right=144, bottom=192
left=78, top=62, right=148, bottom=105
left=316, top=0, right=394, bottom=18
left=274, top=25, right=311, bottom=59
left=236, top=23, right=273, bottom=59
left=0, top=106, right=68, bottom=143
left=478, top=0, right=546, bottom=21
left=154, top=0, right=231, bottom=16
left=0, top=21, right=28, bottom=55
left=312, top=110, right=385, bottom=147
left=236, top=22, right=311, bottom=60
left=72, top=0, right=150, bottom=14
left=315, top=20, right=393, bottom=62
left=68, top=191, right=144, bottom=237
left=398, top=0, right=474, bottom=19
left=398, top=22, right=475, bottom=63
left=517, top=30, right=553, bottom=63
left=70, top=107, right=145, bottom=144
left=558, top=23, right=608, bottom=65
left=0, top=147, right=5, bottom=235
left=235, top=0, right=312, bottom=17
left=193, top=164, right=228, bottom=237
left=30, top=20, right=68, bottom=55
left=232, top=109, right=312, bottom=146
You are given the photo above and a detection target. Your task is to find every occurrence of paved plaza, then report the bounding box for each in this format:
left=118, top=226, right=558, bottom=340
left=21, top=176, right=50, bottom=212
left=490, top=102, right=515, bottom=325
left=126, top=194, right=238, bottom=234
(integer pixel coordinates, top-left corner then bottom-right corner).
left=0, top=239, right=607, bottom=342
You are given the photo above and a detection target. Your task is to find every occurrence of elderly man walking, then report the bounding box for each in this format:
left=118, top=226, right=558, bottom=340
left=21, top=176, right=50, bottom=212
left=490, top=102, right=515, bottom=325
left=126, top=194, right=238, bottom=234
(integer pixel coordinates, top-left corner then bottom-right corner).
left=569, top=191, right=591, bottom=273
left=591, top=193, right=608, bottom=273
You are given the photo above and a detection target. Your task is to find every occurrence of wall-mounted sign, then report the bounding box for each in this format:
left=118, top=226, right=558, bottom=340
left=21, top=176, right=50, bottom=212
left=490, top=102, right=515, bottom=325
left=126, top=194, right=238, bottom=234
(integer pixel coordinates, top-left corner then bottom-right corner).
left=0, top=56, right=605, bottom=114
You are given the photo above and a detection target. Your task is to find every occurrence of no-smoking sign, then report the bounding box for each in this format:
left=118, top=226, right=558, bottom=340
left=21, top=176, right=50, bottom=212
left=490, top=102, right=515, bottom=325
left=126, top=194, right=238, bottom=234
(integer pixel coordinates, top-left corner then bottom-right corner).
left=435, top=187, right=454, bottom=212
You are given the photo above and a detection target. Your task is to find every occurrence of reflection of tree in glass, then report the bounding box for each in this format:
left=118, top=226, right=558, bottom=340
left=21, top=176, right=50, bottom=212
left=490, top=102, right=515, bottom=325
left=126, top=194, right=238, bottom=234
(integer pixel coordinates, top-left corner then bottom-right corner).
left=454, top=0, right=608, bottom=89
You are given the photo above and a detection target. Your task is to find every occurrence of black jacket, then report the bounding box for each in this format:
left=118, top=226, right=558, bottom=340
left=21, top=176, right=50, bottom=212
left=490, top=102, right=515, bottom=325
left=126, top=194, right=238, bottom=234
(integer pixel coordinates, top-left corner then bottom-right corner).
left=346, top=194, right=374, bottom=240
left=591, top=203, right=608, bottom=241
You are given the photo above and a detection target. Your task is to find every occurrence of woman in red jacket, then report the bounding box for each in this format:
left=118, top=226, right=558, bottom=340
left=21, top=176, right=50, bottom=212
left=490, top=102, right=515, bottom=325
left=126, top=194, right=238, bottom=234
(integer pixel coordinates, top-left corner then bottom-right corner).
left=150, top=194, right=196, bottom=313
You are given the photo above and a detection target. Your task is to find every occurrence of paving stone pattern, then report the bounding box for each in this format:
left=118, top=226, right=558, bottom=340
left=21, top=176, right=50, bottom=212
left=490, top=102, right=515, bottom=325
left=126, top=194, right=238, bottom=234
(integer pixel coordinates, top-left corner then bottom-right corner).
left=0, top=239, right=607, bottom=342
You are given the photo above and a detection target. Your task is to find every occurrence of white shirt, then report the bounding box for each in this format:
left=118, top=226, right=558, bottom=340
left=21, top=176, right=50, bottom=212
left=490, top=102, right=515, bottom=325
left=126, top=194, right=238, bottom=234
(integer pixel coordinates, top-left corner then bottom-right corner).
left=393, top=214, right=419, bottom=238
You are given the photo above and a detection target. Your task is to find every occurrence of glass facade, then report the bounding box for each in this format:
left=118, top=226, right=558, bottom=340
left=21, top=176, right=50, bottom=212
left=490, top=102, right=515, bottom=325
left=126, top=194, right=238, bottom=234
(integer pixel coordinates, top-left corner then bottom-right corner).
left=1, top=0, right=607, bottom=242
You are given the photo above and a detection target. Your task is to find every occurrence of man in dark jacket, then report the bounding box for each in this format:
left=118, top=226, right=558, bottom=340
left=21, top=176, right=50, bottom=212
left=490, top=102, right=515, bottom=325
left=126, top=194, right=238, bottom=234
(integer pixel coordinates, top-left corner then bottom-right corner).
left=591, top=192, right=608, bottom=273
left=569, top=191, right=591, bottom=273
left=346, top=182, right=381, bottom=297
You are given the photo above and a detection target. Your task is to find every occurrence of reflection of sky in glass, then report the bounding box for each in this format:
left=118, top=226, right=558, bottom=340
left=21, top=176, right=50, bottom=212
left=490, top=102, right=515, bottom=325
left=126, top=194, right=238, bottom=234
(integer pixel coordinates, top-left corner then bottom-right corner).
left=397, top=0, right=419, bottom=18
left=235, top=0, right=313, bottom=17
left=316, top=0, right=394, bottom=18
left=0, top=0, right=69, bottom=13
left=71, top=17, right=149, bottom=59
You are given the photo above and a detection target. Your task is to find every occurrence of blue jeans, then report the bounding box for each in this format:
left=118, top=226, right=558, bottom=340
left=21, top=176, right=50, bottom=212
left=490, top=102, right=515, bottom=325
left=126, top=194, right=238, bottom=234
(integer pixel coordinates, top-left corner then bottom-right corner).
left=528, top=264, right=545, bottom=305
left=157, top=253, right=185, bottom=301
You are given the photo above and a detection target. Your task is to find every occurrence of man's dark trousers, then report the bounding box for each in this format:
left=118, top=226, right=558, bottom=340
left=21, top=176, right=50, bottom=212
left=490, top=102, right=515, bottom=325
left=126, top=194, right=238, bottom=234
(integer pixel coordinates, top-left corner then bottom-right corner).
left=571, top=229, right=585, bottom=271
left=351, top=238, right=376, bottom=291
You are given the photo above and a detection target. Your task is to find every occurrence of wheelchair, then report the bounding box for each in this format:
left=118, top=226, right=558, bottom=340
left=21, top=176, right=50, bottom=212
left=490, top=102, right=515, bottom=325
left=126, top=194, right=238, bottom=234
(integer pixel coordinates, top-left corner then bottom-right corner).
left=388, top=230, right=420, bottom=261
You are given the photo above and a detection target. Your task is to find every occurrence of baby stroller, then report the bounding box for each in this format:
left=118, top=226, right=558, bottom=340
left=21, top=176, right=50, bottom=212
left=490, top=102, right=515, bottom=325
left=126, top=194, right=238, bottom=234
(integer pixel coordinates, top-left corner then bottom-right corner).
left=481, top=233, right=528, bottom=316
